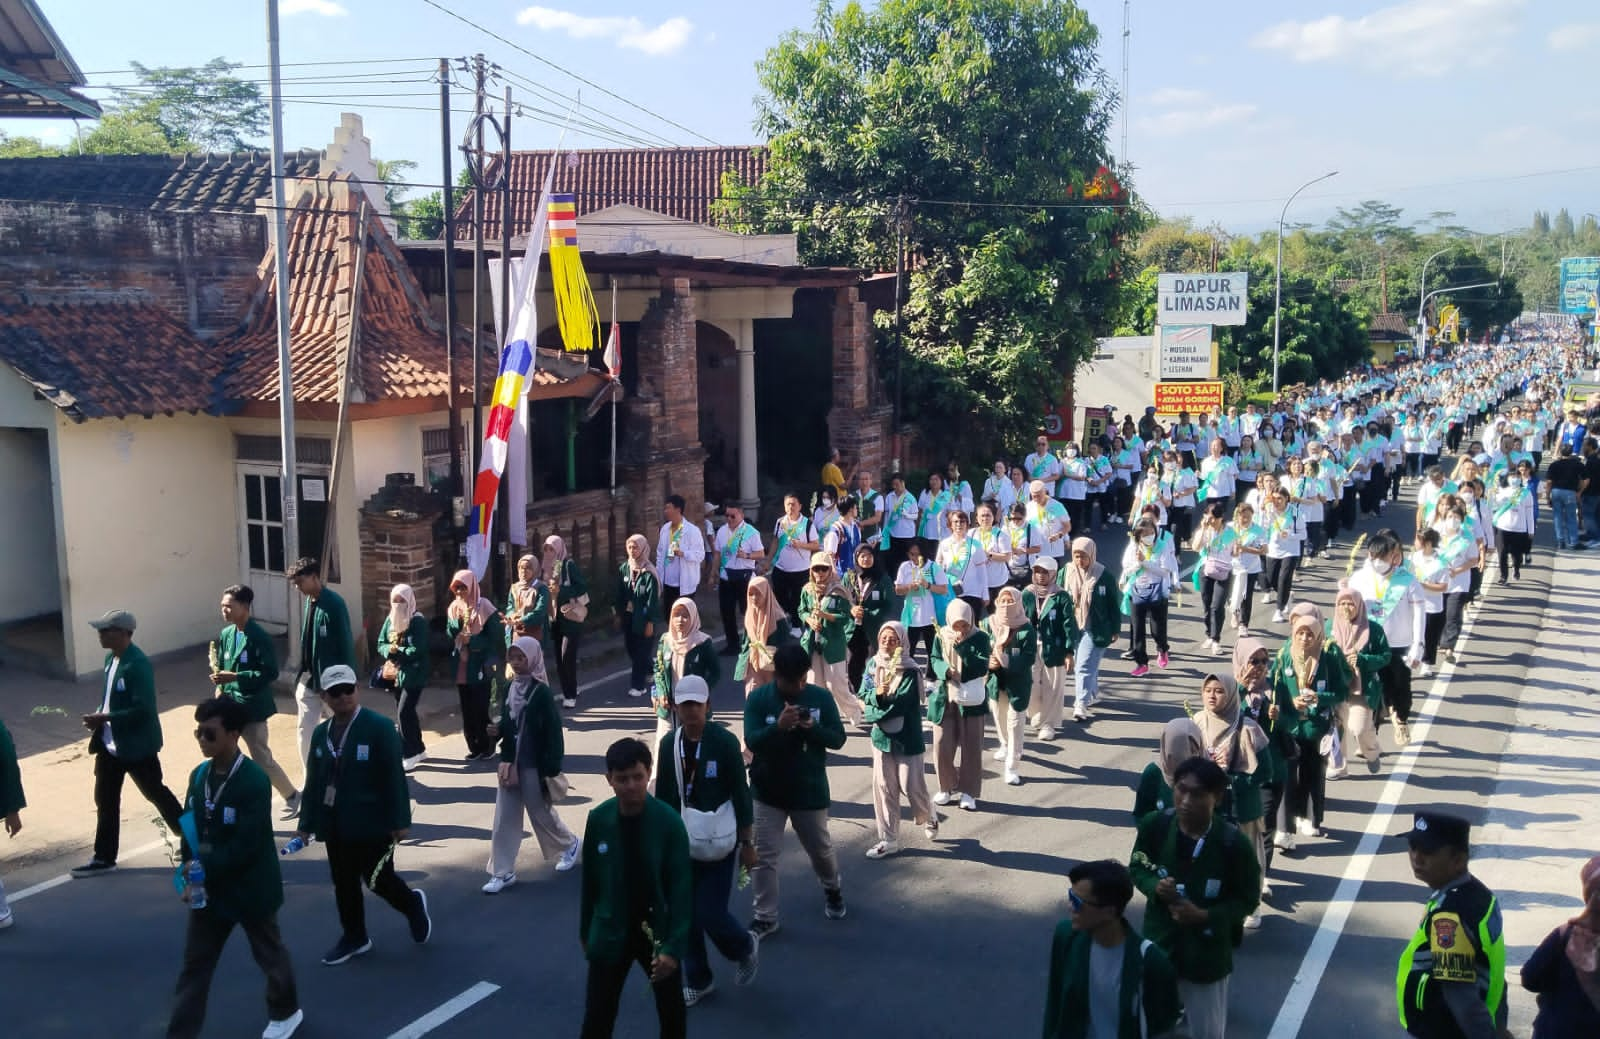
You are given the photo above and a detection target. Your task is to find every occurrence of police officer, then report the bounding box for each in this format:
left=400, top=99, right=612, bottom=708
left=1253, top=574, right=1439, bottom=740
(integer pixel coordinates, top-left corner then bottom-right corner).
left=1395, top=810, right=1510, bottom=1039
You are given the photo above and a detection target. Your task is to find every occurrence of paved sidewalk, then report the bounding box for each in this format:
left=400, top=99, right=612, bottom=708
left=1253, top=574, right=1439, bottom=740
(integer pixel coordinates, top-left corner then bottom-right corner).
left=1473, top=546, right=1600, bottom=1037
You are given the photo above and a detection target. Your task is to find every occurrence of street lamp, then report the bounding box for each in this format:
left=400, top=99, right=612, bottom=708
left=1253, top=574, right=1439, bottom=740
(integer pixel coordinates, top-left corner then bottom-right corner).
left=1272, top=171, right=1339, bottom=393
left=1417, top=247, right=1450, bottom=354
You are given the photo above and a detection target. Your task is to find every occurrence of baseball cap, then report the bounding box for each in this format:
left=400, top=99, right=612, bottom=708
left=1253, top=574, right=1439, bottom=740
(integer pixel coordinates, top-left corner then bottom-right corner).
left=1396, top=810, right=1470, bottom=852
left=809, top=551, right=834, bottom=570
left=88, top=609, right=137, bottom=633
left=320, top=664, right=358, bottom=690
left=673, top=675, right=710, bottom=705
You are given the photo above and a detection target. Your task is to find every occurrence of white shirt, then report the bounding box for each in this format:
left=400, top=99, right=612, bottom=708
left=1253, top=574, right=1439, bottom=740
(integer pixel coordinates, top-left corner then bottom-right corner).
left=1027, top=498, right=1071, bottom=558
left=972, top=524, right=1014, bottom=592
left=937, top=533, right=988, bottom=603
left=656, top=520, right=707, bottom=595
left=1348, top=561, right=1426, bottom=654
left=713, top=522, right=763, bottom=577
left=917, top=488, right=955, bottom=541
left=99, top=657, right=121, bottom=756
left=1023, top=451, right=1061, bottom=487
left=895, top=559, right=945, bottom=628
left=1491, top=487, right=1535, bottom=534
left=1200, top=455, right=1237, bottom=498
left=882, top=491, right=919, bottom=539
left=771, top=515, right=816, bottom=573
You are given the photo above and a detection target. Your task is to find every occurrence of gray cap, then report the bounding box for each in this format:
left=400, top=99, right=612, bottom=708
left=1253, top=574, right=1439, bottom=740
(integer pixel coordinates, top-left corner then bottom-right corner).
left=88, top=609, right=137, bottom=633
left=320, top=664, right=358, bottom=690
left=673, top=675, right=710, bottom=704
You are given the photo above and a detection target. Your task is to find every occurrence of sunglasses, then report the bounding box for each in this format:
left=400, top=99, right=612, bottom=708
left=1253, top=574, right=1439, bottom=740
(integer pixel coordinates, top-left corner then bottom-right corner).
left=321, top=687, right=355, bottom=700
left=194, top=727, right=223, bottom=742
left=1067, top=890, right=1106, bottom=912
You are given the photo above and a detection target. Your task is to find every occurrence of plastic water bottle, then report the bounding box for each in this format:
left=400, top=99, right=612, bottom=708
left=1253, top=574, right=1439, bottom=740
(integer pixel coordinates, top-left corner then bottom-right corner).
left=281, top=836, right=310, bottom=857
left=185, top=860, right=207, bottom=910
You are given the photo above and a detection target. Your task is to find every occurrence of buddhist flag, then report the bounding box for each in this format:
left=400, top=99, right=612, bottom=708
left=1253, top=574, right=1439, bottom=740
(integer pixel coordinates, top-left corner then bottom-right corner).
left=547, top=192, right=600, bottom=353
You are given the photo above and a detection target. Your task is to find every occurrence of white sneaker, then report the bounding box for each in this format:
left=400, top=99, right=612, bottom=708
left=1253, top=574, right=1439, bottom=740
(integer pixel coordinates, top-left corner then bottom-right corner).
left=1295, top=817, right=1318, bottom=838
left=556, top=839, right=581, bottom=872
left=402, top=753, right=425, bottom=773
left=1038, top=726, right=1056, bottom=741
left=933, top=791, right=953, bottom=806
left=1261, top=881, right=1274, bottom=901
left=1420, top=664, right=1435, bottom=678
left=1004, top=769, right=1021, bottom=786
left=1243, top=913, right=1262, bottom=931
left=1209, top=641, right=1224, bottom=657
left=1273, top=831, right=1296, bottom=852
left=1261, top=592, right=1274, bottom=605
left=0, top=909, right=12, bottom=930
left=628, top=687, right=647, bottom=698
left=959, top=794, right=978, bottom=811
left=1073, top=705, right=1088, bottom=723
left=1200, top=637, right=1212, bottom=653
left=262, top=1010, right=305, bottom=1039
left=1272, top=610, right=1287, bottom=623
left=561, top=697, right=577, bottom=709
left=865, top=840, right=900, bottom=859
left=1237, top=626, right=1250, bottom=638
left=280, top=792, right=301, bottom=820
left=481, top=873, right=516, bottom=894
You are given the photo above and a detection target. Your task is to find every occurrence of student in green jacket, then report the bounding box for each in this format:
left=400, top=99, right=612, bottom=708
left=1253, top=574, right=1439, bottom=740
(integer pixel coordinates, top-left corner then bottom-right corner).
left=985, top=586, right=1037, bottom=788
left=167, top=697, right=302, bottom=1039
left=799, top=551, right=862, bottom=726
left=447, top=568, right=504, bottom=761
left=1327, top=585, right=1390, bottom=776
left=1134, top=718, right=1203, bottom=824
left=1194, top=673, right=1270, bottom=931
left=1042, top=859, right=1184, bottom=1039
left=377, top=583, right=431, bottom=772
left=734, top=576, right=791, bottom=695
left=294, top=665, right=430, bottom=967
left=651, top=599, right=722, bottom=782
left=930, top=598, right=993, bottom=812
left=0, top=713, right=25, bottom=929
left=744, top=643, right=848, bottom=938
left=506, top=553, right=551, bottom=646
left=1060, top=537, right=1121, bottom=721
left=211, top=584, right=298, bottom=811
left=842, top=543, right=894, bottom=694
left=1130, top=757, right=1262, bottom=1039
left=288, top=557, right=355, bottom=781
left=73, top=609, right=185, bottom=879
left=653, top=676, right=759, bottom=1007
left=1023, top=556, right=1077, bottom=739
left=544, top=534, right=589, bottom=709
left=616, top=534, right=661, bottom=699
left=1273, top=603, right=1355, bottom=841
left=858, top=621, right=936, bottom=858
left=579, top=737, right=692, bottom=1038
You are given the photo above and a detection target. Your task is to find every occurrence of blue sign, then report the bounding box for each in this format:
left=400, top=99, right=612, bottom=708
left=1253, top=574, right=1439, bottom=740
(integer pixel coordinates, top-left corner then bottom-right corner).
left=1559, top=257, right=1600, bottom=315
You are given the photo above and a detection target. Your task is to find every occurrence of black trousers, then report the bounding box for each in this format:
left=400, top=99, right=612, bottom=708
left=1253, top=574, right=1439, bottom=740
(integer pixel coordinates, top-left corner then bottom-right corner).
left=1130, top=601, right=1169, bottom=666
left=1422, top=610, right=1446, bottom=665
left=552, top=625, right=581, bottom=702
left=457, top=681, right=493, bottom=754
left=1304, top=519, right=1326, bottom=557
left=1261, top=780, right=1285, bottom=872
left=393, top=686, right=425, bottom=758
left=93, top=747, right=183, bottom=864
left=1341, top=486, right=1360, bottom=530
left=906, top=624, right=936, bottom=677
left=1496, top=530, right=1532, bottom=579
left=167, top=908, right=298, bottom=1039
left=1324, top=498, right=1342, bottom=542
left=1440, top=592, right=1468, bottom=651
left=580, top=932, right=687, bottom=1039
left=325, top=836, right=416, bottom=944
left=1064, top=498, right=1087, bottom=537
left=1265, top=556, right=1299, bottom=611
left=1201, top=575, right=1229, bottom=641
left=887, top=536, right=917, bottom=574
left=1380, top=648, right=1414, bottom=724
left=1291, top=737, right=1327, bottom=827
left=624, top=626, right=656, bottom=691
left=770, top=568, right=807, bottom=620
left=846, top=624, right=872, bottom=694
left=717, top=569, right=752, bottom=644
left=1169, top=506, right=1194, bottom=546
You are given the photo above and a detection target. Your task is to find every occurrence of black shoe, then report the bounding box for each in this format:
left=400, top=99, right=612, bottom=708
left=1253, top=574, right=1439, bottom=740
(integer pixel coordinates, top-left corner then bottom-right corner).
left=748, top=918, right=781, bottom=941
left=70, top=859, right=116, bottom=878
left=321, top=936, right=372, bottom=965
left=408, top=889, right=432, bottom=944
left=824, top=888, right=847, bottom=920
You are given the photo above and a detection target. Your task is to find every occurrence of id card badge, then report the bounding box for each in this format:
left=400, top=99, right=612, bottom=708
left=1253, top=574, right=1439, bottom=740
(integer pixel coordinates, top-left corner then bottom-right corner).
left=323, top=784, right=337, bottom=808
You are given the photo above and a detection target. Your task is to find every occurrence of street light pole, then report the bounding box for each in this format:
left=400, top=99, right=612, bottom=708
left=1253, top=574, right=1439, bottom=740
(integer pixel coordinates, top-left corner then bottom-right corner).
left=1272, top=170, right=1338, bottom=394
left=1417, top=247, right=1450, bottom=355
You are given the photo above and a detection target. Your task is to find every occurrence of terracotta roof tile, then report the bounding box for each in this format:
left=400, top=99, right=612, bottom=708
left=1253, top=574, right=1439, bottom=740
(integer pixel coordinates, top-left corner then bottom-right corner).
left=0, top=302, right=225, bottom=421
left=452, top=146, right=767, bottom=237
left=1368, top=312, right=1415, bottom=340
left=0, top=151, right=322, bottom=213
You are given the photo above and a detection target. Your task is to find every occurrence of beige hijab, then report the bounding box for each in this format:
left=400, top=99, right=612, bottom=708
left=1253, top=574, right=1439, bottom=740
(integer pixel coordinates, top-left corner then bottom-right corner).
left=872, top=620, right=914, bottom=701
left=505, top=635, right=548, bottom=724
left=667, top=598, right=710, bottom=678
left=447, top=569, right=496, bottom=633
left=744, top=576, right=783, bottom=673
left=1159, top=717, right=1205, bottom=786
left=625, top=534, right=658, bottom=579
left=989, top=587, right=1027, bottom=668
left=1287, top=601, right=1325, bottom=691
left=1331, top=585, right=1369, bottom=699
left=1061, top=536, right=1103, bottom=629
left=1567, top=855, right=1600, bottom=1012
left=510, top=555, right=541, bottom=612
left=1196, top=672, right=1265, bottom=775
left=938, top=598, right=977, bottom=678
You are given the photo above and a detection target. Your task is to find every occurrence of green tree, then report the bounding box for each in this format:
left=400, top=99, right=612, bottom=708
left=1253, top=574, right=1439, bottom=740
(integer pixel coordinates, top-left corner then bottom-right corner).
left=114, top=59, right=267, bottom=151
left=731, top=0, right=1140, bottom=455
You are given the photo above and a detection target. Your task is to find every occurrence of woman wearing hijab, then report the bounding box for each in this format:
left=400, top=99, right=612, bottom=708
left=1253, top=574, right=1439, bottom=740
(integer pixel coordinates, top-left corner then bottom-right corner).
left=483, top=636, right=579, bottom=893
left=843, top=543, right=894, bottom=695
left=505, top=554, right=549, bottom=647
left=1132, top=717, right=1203, bottom=822
left=1063, top=537, right=1122, bottom=719
left=1233, top=637, right=1287, bottom=886
left=1271, top=603, right=1353, bottom=841
left=447, top=569, right=503, bottom=760
left=1328, top=586, right=1389, bottom=776
left=1120, top=519, right=1176, bottom=677
left=735, top=576, right=791, bottom=695
left=800, top=551, right=861, bottom=726
left=1194, top=672, right=1269, bottom=928
left=1522, top=855, right=1600, bottom=1038
left=652, top=599, right=723, bottom=755
left=614, top=534, right=661, bottom=700
left=859, top=621, right=937, bottom=858
left=543, top=535, right=588, bottom=708
left=929, top=599, right=992, bottom=812
left=1023, top=556, right=1076, bottom=740
left=377, top=583, right=430, bottom=771
left=984, top=587, right=1036, bottom=787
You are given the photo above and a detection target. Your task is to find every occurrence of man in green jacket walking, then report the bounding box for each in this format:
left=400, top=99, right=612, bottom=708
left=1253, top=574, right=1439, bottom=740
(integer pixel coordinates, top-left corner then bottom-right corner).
left=1042, top=859, right=1184, bottom=1039
left=73, top=610, right=185, bottom=879
left=210, top=584, right=299, bottom=815
left=0, top=712, right=24, bottom=929
left=579, top=737, right=692, bottom=1039
left=167, top=696, right=303, bottom=1039
left=287, top=558, right=355, bottom=787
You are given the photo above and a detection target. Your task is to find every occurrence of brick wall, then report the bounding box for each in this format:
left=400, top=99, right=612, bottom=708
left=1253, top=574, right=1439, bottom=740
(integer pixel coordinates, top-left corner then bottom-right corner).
left=826, top=285, right=895, bottom=479
left=358, top=508, right=440, bottom=650
left=617, top=277, right=706, bottom=537
left=523, top=487, right=634, bottom=623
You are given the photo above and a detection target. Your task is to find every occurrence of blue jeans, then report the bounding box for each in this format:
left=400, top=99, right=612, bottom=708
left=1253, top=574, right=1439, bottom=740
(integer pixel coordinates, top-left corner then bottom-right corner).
left=1074, top=631, right=1105, bottom=707
left=1581, top=494, right=1600, bottom=543
left=683, top=852, right=753, bottom=990
left=1551, top=488, right=1580, bottom=547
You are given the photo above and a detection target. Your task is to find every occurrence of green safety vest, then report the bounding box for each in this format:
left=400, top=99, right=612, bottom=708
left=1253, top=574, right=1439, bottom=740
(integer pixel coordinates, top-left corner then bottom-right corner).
left=1395, top=874, right=1506, bottom=1036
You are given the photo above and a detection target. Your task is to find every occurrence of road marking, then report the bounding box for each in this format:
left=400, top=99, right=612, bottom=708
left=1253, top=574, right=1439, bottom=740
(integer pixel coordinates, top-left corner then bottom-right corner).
left=8, top=837, right=172, bottom=904
left=385, top=981, right=501, bottom=1039
left=1265, top=598, right=1483, bottom=1039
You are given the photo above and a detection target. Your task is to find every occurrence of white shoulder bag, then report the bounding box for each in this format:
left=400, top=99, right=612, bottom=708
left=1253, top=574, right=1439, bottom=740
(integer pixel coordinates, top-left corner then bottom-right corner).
left=675, top=729, right=738, bottom=862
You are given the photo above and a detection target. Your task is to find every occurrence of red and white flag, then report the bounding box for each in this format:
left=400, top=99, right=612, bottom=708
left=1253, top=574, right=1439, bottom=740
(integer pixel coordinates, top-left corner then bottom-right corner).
left=602, top=320, right=621, bottom=379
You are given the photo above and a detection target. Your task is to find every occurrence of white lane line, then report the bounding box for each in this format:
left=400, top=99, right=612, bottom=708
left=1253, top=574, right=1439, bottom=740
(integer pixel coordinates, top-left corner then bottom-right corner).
left=385, top=981, right=501, bottom=1039
left=9, top=837, right=173, bottom=904
left=1266, top=599, right=1483, bottom=1038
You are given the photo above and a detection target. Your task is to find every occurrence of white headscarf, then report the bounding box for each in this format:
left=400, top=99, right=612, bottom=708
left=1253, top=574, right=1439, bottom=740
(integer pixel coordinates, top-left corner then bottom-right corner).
left=506, top=635, right=548, bottom=724
left=387, top=583, right=416, bottom=636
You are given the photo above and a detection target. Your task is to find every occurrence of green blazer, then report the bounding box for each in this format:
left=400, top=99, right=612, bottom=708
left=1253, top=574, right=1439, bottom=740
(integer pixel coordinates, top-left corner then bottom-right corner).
left=1023, top=588, right=1079, bottom=668
left=983, top=618, right=1036, bottom=711
left=843, top=571, right=895, bottom=646
left=734, top=624, right=793, bottom=683
left=377, top=615, right=430, bottom=691
left=447, top=612, right=504, bottom=685
left=928, top=630, right=993, bottom=724
left=0, top=716, right=25, bottom=818
left=94, top=645, right=163, bottom=763
left=798, top=584, right=852, bottom=664
left=298, top=707, right=411, bottom=843
left=580, top=795, right=692, bottom=963
left=1270, top=642, right=1355, bottom=742
left=613, top=565, right=661, bottom=638
left=550, top=559, right=589, bottom=637
left=1042, top=919, right=1183, bottom=1039
left=216, top=621, right=279, bottom=723
left=504, top=584, right=550, bottom=644
left=298, top=588, right=355, bottom=689
left=1060, top=568, right=1122, bottom=647
left=652, top=639, right=723, bottom=721
left=1131, top=761, right=1172, bottom=825
left=744, top=682, right=846, bottom=812
left=181, top=756, right=283, bottom=923
left=1325, top=619, right=1392, bottom=713
left=858, top=667, right=926, bottom=756
left=653, top=721, right=754, bottom=830
left=1129, top=809, right=1262, bottom=984
left=497, top=681, right=564, bottom=777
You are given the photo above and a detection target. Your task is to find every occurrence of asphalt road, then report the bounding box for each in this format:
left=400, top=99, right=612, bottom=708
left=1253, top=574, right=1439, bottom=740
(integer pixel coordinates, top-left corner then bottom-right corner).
left=0, top=475, right=1554, bottom=1039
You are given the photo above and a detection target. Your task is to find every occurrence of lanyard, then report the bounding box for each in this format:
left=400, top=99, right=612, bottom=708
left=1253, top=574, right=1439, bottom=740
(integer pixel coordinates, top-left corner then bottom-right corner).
left=679, top=733, right=702, bottom=799
left=326, top=707, right=362, bottom=777
left=202, top=753, right=245, bottom=821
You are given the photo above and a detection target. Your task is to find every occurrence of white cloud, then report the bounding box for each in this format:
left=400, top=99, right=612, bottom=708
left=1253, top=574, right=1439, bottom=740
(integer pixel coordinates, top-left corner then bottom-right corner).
left=1548, top=23, right=1600, bottom=52
left=515, top=7, right=693, bottom=55
left=1146, top=87, right=1206, bottom=106
left=1251, top=0, right=1525, bottom=77
left=281, top=0, right=348, bottom=15
left=1135, top=89, right=1257, bottom=137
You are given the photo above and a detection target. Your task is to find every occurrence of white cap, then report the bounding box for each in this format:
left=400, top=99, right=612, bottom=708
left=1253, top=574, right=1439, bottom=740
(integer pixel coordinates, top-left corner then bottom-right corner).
left=673, top=675, right=710, bottom=704
left=320, top=664, right=358, bottom=690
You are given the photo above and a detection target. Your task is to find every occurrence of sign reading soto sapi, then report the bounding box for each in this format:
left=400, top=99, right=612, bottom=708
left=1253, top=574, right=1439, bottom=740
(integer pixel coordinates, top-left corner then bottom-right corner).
left=1154, top=380, right=1224, bottom=416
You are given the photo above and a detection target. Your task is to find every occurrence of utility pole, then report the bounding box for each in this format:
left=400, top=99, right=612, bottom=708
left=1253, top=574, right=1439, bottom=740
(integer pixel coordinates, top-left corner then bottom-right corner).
left=266, top=0, right=298, bottom=636
left=469, top=53, right=488, bottom=483
left=496, top=83, right=515, bottom=598
left=438, top=58, right=463, bottom=543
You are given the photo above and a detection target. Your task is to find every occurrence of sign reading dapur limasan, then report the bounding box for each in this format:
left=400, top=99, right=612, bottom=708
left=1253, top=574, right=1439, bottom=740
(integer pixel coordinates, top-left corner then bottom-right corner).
left=1157, top=272, right=1248, bottom=326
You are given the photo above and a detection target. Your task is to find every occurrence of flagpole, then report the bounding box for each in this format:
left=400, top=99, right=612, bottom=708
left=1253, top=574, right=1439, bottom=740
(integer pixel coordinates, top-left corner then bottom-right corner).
left=609, top=279, right=618, bottom=494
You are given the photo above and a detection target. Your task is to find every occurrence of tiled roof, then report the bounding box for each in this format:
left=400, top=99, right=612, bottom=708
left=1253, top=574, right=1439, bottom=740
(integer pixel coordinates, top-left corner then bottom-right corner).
left=0, top=302, right=225, bottom=421
left=452, top=146, right=767, bottom=237
left=0, top=151, right=322, bottom=212
left=1368, top=312, right=1415, bottom=340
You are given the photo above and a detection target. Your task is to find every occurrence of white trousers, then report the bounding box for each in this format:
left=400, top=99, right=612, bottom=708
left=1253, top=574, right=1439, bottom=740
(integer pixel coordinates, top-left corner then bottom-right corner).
left=1177, top=976, right=1231, bottom=1039
left=1028, top=658, right=1065, bottom=730
left=989, top=691, right=1026, bottom=771
left=809, top=654, right=862, bottom=725
left=294, top=678, right=328, bottom=775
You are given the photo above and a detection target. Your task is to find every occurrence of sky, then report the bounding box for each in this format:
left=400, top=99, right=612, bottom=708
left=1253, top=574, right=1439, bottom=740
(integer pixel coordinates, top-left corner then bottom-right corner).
left=8, top=0, right=1600, bottom=234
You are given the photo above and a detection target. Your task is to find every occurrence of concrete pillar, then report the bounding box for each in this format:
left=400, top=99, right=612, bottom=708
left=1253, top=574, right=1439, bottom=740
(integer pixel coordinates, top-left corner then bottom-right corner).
left=736, top=317, right=759, bottom=512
